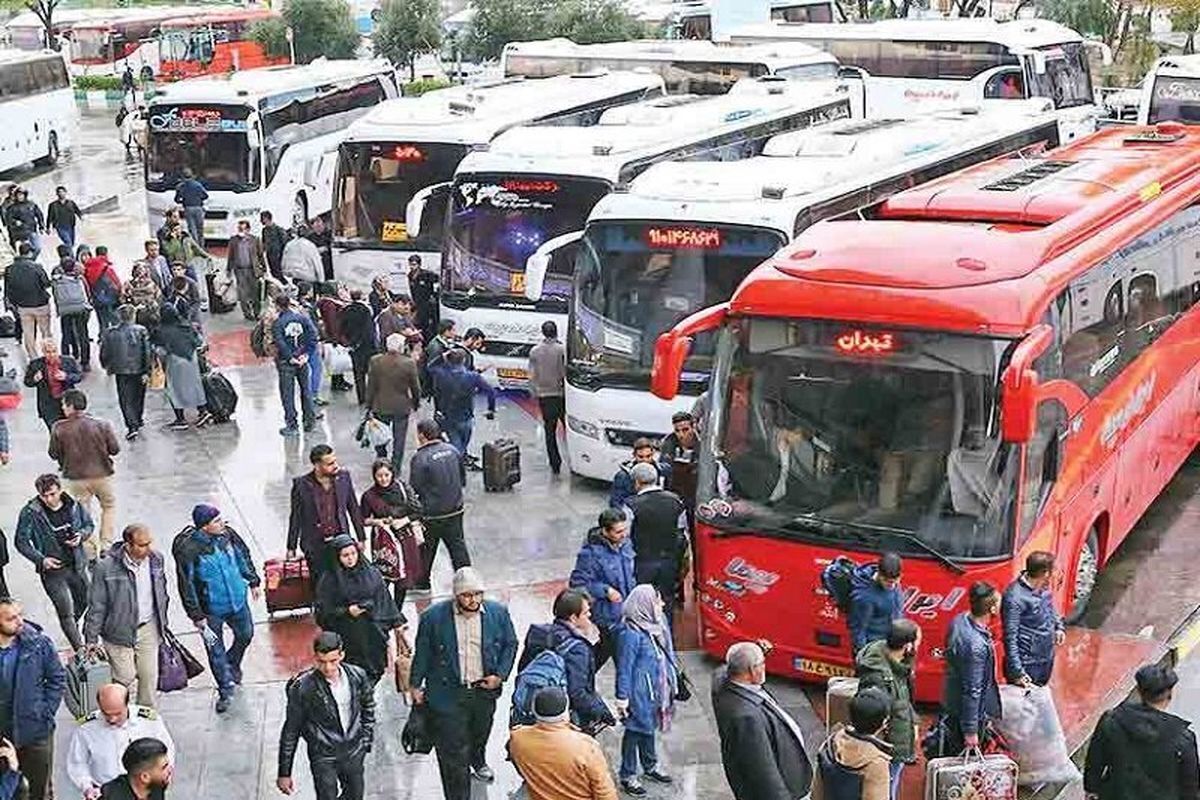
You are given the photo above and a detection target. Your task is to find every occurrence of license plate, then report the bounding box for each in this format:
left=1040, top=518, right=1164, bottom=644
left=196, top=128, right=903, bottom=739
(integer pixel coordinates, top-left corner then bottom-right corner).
left=496, top=368, right=527, bottom=381
left=203, top=221, right=224, bottom=238
left=794, top=658, right=853, bottom=678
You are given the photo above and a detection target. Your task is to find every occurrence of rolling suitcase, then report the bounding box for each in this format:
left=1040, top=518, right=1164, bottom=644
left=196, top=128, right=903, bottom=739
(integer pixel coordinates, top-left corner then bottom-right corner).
left=264, top=556, right=314, bottom=615
left=65, top=651, right=112, bottom=719
left=203, top=371, right=238, bottom=422
left=482, top=438, right=521, bottom=492
left=925, top=752, right=1018, bottom=800
left=825, top=676, right=859, bottom=731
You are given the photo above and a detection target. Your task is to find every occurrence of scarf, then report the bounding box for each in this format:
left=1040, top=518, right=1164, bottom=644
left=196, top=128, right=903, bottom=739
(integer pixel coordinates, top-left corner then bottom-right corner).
left=372, top=479, right=411, bottom=513
left=330, top=544, right=403, bottom=629
left=622, top=584, right=667, bottom=649
left=46, top=355, right=65, bottom=398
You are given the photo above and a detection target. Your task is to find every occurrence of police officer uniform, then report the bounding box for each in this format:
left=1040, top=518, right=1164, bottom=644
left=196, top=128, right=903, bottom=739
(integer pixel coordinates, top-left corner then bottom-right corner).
left=67, top=705, right=174, bottom=797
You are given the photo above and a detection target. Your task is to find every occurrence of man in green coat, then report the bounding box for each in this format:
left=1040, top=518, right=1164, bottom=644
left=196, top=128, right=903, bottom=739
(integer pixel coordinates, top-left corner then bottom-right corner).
left=855, top=618, right=921, bottom=799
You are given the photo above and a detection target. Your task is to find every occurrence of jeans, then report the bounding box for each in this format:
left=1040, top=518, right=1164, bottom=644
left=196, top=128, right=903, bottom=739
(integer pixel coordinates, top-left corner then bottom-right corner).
left=619, top=730, right=657, bottom=780
left=889, top=760, right=904, bottom=800
left=420, top=512, right=470, bottom=587
left=60, top=311, right=90, bottom=366
left=183, top=205, right=205, bottom=248
left=95, top=304, right=119, bottom=331
left=277, top=360, right=315, bottom=430
left=310, top=751, right=365, bottom=800
left=308, top=347, right=323, bottom=399
left=41, top=566, right=88, bottom=650
left=444, top=417, right=474, bottom=459
left=636, top=556, right=680, bottom=625
left=205, top=604, right=254, bottom=699
left=105, top=621, right=161, bottom=707
left=431, top=687, right=498, bottom=800
left=56, top=225, right=75, bottom=251
left=373, top=413, right=410, bottom=470
left=66, top=476, right=116, bottom=560
left=17, top=736, right=53, bottom=800
left=115, top=373, right=147, bottom=432
left=538, top=395, right=565, bottom=472
left=17, top=304, right=51, bottom=359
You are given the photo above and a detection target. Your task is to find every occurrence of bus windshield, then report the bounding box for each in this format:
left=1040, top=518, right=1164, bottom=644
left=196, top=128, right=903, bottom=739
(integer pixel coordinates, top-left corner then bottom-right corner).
left=72, top=29, right=108, bottom=62
left=571, top=221, right=784, bottom=390
left=700, top=318, right=1019, bottom=560
left=145, top=104, right=258, bottom=192
left=159, top=28, right=213, bottom=63
left=1147, top=75, right=1200, bottom=123
left=443, top=174, right=610, bottom=311
left=1027, top=43, right=1093, bottom=110
left=334, top=141, right=468, bottom=248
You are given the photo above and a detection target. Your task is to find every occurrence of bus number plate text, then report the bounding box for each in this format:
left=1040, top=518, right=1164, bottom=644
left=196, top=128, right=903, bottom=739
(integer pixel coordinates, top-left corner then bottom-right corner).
left=381, top=221, right=408, bottom=243
left=794, top=658, right=853, bottom=679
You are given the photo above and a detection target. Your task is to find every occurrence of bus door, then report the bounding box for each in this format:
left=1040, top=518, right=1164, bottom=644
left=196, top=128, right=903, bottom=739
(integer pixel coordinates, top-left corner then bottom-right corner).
left=837, top=66, right=867, bottom=119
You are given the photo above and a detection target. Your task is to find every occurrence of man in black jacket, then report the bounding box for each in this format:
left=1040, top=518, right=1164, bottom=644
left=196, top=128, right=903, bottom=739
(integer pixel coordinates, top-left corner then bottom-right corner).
left=409, top=419, right=470, bottom=590
left=100, top=305, right=152, bottom=440
left=627, top=462, right=689, bottom=622
left=713, top=641, right=813, bottom=800
left=286, top=445, right=365, bottom=579
left=337, top=289, right=377, bottom=406
left=277, top=631, right=375, bottom=800
left=99, top=736, right=171, bottom=800
left=1085, top=663, right=1200, bottom=800
left=4, top=241, right=51, bottom=358
left=259, top=210, right=289, bottom=281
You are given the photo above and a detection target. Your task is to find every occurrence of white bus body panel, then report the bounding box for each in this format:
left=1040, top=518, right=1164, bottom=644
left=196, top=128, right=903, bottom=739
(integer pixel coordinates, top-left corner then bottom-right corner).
left=565, top=383, right=696, bottom=481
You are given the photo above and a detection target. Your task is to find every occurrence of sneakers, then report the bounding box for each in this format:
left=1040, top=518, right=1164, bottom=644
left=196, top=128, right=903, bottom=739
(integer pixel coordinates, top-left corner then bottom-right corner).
left=125, top=428, right=139, bottom=441
left=314, top=397, right=330, bottom=407
left=230, top=664, right=243, bottom=685
left=303, top=423, right=316, bottom=433
left=215, top=696, right=230, bottom=714
left=621, top=778, right=646, bottom=796
left=196, top=411, right=214, bottom=428
left=280, top=426, right=299, bottom=437
left=168, top=420, right=190, bottom=431
left=470, top=765, right=494, bottom=783
left=644, top=770, right=673, bottom=784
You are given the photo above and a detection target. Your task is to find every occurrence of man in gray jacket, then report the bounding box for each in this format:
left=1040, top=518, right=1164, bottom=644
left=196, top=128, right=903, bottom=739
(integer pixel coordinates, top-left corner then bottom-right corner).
left=100, top=305, right=152, bottom=440
left=527, top=320, right=566, bottom=475
left=84, top=523, right=170, bottom=708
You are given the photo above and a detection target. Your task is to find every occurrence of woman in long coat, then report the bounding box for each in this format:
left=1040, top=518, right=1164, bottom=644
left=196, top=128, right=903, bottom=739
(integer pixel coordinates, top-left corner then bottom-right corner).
left=359, top=458, right=425, bottom=626
left=315, top=534, right=403, bottom=684
left=152, top=303, right=211, bottom=430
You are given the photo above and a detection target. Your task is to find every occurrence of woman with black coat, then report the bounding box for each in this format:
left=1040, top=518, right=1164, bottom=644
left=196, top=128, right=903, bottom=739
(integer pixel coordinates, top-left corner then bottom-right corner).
left=315, top=534, right=403, bottom=684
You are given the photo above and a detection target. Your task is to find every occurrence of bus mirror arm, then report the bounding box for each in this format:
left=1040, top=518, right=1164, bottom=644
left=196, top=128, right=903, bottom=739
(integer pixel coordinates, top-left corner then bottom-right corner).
left=405, top=182, right=450, bottom=242
left=650, top=302, right=730, bottom=401
left=524, top=230, right=582, bottom=301
left=245, top=113, right=261, bottom=149
left=1000, top=324, right=1053, bottom=443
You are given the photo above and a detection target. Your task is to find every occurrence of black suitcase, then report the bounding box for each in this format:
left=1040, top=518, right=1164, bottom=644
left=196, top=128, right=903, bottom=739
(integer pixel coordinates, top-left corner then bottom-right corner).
left=0, top=313, right=14, bottom=339
left=203, top=371, right=238, bottom=422
left=482, top=438, right=520, bottom=492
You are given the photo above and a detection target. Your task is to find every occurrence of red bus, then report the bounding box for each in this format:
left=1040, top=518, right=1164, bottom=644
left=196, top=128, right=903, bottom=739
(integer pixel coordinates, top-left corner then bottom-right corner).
left=68, top=11, right=174, bottom=78
left=158, top=9, right=289, bottom=82
left=651, top=122, right=1200, bottom=701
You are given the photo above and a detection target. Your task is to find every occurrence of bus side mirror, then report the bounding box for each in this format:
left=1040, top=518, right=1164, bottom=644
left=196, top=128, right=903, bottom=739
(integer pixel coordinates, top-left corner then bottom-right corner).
left=1000, top=324, right=1053, bottom=443
left=245, top=113, right=260, bottom=148
left=651, top=303, right=729, bottom=400
left=524, top=230, right=582, bottom=301
left=405, top=182, right=450, bottom=241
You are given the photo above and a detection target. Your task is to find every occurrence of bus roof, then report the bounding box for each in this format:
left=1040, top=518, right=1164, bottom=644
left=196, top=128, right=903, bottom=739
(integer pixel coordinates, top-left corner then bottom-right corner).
left=456, top=78, right=847, bottom=183
left=342, top=72, right=666, bottom=147
left=161, top=8, right=279, bottom=29
left=1149, top=54, right=1200, bottom=78
left=501, top=37, right=837, bottom=68
left=69, top=6, right=218, bottom=32
left=150, top=59, right=395, bottom=107
left=732, top=123, right=1200, bottom=335
left=587, top=99, right=1058, bottom=232
left=731, top=17, right=1083, bottom=50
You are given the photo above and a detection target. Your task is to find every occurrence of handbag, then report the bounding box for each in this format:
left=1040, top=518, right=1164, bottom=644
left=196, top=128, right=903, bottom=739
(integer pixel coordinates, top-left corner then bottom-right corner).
left=323, top=343, right=353, bottom=375
left=147, top=356, right=166, bottom=391
left=393, top=633, right=413, bottom=695
left=402, top=703, right=435, bottom=754
left=157, top=628, right=204, bottom=692
left=652, top=636, right=692, bottom=702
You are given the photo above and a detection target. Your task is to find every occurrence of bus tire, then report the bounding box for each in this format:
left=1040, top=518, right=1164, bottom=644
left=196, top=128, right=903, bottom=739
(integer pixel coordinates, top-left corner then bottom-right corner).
left=292, top=193, right=308, bottom=228
left=1064, top=528, right=1100, bottom=625
left=35, top=132, right=58, bottom=167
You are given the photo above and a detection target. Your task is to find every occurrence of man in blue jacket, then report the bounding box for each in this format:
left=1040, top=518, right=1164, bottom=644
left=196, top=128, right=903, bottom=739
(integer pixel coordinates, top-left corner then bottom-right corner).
left=0, top=597, right=66, bottom=800
left=429, top=349, right=495, bottom=470
left=609, top=438, right=671, bottom=510
left=848, top=552, right=905, bottom=655
left=942, top=581, right=1003, bottom=752
left=410, top=567, right=517, bottom=800
left=547, top=589, right=616, bottom=733
left=173, top=168, right=209, bottom=248
left=569, top=507, right=635, bottom=669
left=174, top=504, right=262, bottom=714
left=1001, top=550, right=1064, bottom=687
left=271, top=294, right=319, bottom=436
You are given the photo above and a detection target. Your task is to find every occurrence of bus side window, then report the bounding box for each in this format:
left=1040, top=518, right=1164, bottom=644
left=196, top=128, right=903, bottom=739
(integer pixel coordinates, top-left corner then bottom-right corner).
left=1018, top=398, right=1067, bottom=545
left=984, top=69, right=1025, bottom=99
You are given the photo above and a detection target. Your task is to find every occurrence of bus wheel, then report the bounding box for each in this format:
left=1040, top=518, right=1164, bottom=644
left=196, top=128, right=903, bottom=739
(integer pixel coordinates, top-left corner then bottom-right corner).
left=292, top=193, right=308, bottom=228
left=35, top=132, right=58, bottom=167
left=1065, top=529, right=1099, bottom=624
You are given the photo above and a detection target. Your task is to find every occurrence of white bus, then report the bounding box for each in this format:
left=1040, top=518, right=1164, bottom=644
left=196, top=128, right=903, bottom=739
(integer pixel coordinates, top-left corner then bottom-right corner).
left=145, top=59, right=398, bottom=243
left=541, top=101, right=1062, bottom=479
left=438, top=77, right=853, bottom=387
left=331, top=71, right=666, bottom=290
left=501, top=38, right=840, bottom=94
left=1136, top=55, right=1200, bottom=124
left=732, top=18, right=1102, bottom=141
left=0, top=50, right=76, bottom=171
left=672, top=0, right=846, bottom=40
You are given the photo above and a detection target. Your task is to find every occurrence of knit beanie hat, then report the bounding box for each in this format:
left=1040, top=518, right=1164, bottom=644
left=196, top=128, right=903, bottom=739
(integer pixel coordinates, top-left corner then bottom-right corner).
left=452, top=566, right=485, bottom=596
left=532, top=686, right=569, bottom=724
left=192, top=504, right=220, bottom=528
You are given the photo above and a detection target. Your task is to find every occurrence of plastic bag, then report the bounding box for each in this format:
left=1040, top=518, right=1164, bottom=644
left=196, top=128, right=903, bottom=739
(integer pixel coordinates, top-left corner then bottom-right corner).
left=323, top=343, right=353, bottom=375
left=996, top=684, right=1081, bottom=786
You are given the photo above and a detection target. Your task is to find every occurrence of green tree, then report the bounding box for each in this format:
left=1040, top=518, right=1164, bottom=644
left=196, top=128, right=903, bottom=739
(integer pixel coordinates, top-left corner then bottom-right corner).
left=465, top=0, right=647, bottom=61
left=249, top=17, right=291, bottom=61
left=548, top=0, right=651, bottom=44
left=252, top=0, right=360, bottom=65
left=374, top=0, right=442, bottom=79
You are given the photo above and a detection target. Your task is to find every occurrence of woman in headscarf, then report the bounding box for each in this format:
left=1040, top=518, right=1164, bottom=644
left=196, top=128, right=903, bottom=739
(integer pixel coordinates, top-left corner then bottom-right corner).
left=359, top=459, right=425, bottom=626
left=122, top=260, right=162, bottom=329
left=315, top=534, right=403, bottom=684
left=152, top=303, right=211, bottom=431
left=615, top=584, right=678, bottom=796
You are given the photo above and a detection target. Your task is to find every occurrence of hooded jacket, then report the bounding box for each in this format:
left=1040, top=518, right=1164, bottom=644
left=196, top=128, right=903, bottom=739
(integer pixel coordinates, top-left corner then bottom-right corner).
left=814, top=727, right=893, bottom=800
left=4, top=619, right=65, bottom=748
left=1084, top=700, right=1200, bottom=800
left=847, top=564, right=903, bottom=654
left=174, top=526, right=260, bottom=621
left=855, top=639, right=917, bottom=762
left=15, top=493, right=93, bottom=574
left=569, top=527, right=636, bottom=631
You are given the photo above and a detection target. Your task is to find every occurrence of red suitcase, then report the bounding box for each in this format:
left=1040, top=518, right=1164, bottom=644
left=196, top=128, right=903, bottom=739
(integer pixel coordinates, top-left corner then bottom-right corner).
left=264, top=557, right=314, bottom=615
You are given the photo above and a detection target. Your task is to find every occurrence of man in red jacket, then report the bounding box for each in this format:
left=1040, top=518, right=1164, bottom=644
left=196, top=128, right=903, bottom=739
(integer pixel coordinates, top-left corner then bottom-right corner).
left=83, top=246, right=123, bottom=330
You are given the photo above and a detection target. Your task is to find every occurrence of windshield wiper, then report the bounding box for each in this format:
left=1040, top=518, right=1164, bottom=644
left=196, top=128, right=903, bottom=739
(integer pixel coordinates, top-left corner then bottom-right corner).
left=838, top=520, right=966, bottom=574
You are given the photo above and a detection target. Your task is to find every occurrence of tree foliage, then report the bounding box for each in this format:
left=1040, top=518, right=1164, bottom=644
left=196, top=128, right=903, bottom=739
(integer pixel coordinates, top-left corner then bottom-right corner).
left=251, top=0, right=360, bottom=65
left=374, top=0, right=442, bottom=78
left=465, top=0, right=649, bottom=61
left=249, top=17, right=291, bottom=61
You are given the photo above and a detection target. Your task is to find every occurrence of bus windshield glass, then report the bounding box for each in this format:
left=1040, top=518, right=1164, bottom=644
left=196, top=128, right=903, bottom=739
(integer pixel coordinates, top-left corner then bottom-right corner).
left=443, top=174, right=610, bottom=311
left=145, top=104, right=258, bottom=192
left=1148, top=75, right=1200, bottom=123
left=571, top=222, right=784, bottom=390
left=334, top=141, right=468, bottom=248
left=1027, top=43, right=1093, bottom=109
left=72, top=29, right=108, bottom=62
left=699, top=318, right=1019, bottom=560
left=159, top=28, right=213, bottom=63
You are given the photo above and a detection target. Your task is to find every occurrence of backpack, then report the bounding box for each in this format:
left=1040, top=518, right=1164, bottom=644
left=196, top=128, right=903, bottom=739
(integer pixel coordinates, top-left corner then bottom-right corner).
left=821, top=556, right=859, bottom=613
left=250, top=320, right=269, bottom=358
left=52, top=275, right=90, bottom=316
left=93, top=271, right=119, bottom=308
left=510, top=646, right=574, bottom=728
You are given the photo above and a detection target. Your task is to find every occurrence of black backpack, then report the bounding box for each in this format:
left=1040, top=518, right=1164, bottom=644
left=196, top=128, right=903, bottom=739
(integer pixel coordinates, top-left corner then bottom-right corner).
left=821, top=556, right=858, bottom=613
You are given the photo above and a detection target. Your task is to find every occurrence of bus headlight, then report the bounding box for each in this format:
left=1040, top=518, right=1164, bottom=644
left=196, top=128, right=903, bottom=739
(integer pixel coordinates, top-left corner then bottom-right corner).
left=567, top=415, right=600, bottom=440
